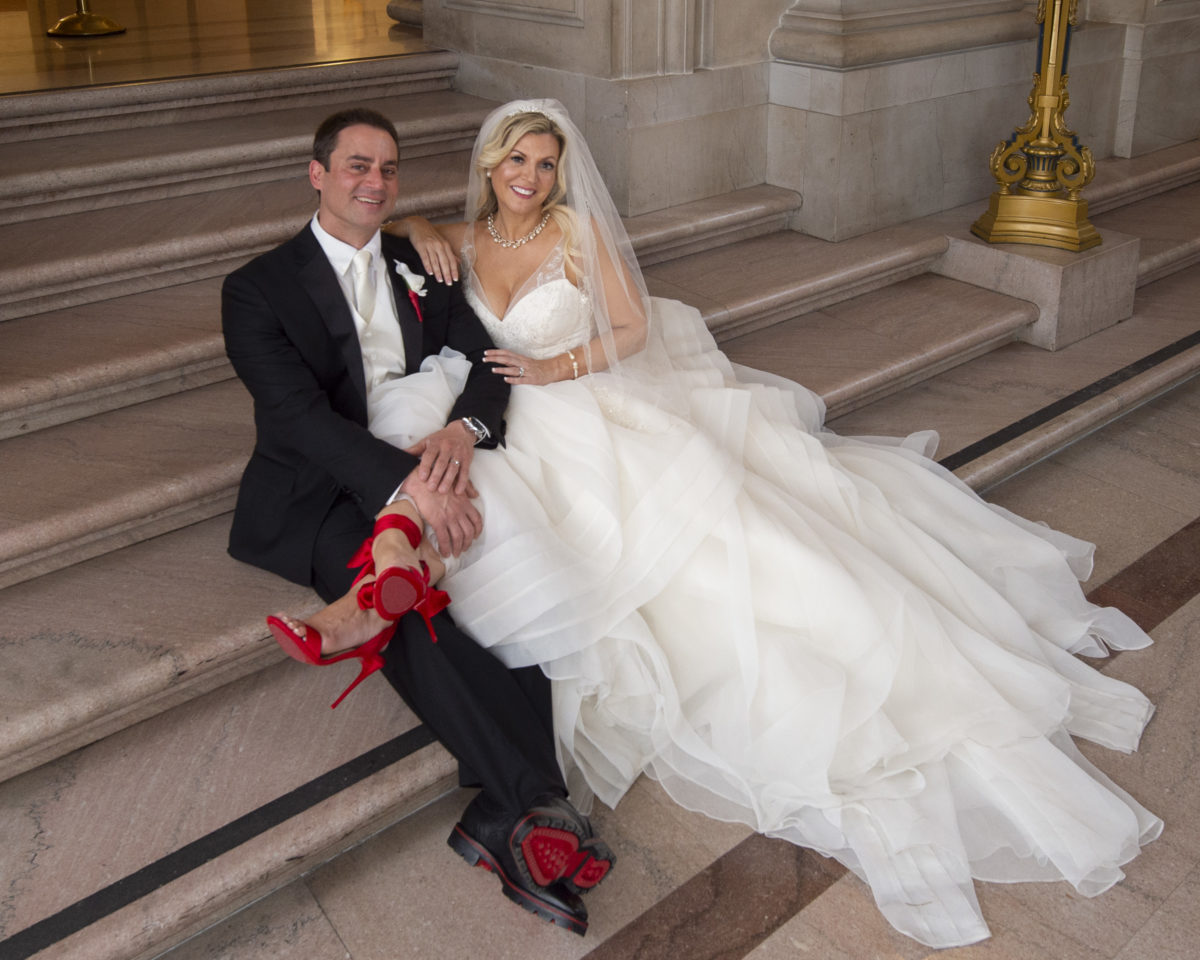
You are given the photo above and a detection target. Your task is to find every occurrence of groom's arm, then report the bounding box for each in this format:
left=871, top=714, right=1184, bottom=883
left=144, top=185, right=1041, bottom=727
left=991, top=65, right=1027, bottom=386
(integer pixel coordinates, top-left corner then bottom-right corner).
left=397, top=267, right=511, bottom=502
left=222, top=265, right=417, bottom=518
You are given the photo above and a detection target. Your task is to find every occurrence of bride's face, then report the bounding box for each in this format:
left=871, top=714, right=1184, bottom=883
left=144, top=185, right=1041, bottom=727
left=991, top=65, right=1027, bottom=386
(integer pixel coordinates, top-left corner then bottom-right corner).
left=490, top=132, right=560, bottom=220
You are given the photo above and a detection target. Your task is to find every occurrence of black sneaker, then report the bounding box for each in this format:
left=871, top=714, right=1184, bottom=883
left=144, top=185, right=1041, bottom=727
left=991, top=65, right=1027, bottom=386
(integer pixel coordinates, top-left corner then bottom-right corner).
left=509, top=795, right=616, bottom=896
left=449, top=796, right=589, bottom=936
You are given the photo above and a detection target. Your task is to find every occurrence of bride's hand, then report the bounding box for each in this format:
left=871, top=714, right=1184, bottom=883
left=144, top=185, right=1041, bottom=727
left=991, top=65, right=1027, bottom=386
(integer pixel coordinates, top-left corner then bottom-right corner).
left=484, top=349, right=563, bottom=386
left=409, top=219, right=459, bottom=285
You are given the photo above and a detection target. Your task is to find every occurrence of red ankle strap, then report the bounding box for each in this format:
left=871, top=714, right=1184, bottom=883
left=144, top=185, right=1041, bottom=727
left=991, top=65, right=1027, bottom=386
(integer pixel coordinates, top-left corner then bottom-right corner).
left=373, top=513, right=421, bottom=549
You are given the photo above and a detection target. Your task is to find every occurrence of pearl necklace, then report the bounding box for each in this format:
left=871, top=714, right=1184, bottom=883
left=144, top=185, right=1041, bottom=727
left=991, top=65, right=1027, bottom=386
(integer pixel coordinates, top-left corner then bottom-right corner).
left=487, top=210, right=551, bottom=249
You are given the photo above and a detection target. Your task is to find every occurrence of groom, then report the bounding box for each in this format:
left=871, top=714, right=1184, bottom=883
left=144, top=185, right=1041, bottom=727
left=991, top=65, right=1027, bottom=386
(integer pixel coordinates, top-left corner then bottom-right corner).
left=221, top=108, right=610, bottom=934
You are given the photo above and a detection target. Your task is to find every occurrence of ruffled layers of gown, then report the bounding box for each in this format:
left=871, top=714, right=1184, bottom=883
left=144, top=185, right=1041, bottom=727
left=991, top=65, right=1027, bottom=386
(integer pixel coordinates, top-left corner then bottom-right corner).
left=394, top=260, right=1160, bottom=948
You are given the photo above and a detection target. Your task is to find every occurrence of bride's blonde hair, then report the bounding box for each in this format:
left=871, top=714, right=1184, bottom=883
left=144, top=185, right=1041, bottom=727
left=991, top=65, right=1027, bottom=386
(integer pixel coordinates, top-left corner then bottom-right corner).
left=473, top=110, right=581, bottom=270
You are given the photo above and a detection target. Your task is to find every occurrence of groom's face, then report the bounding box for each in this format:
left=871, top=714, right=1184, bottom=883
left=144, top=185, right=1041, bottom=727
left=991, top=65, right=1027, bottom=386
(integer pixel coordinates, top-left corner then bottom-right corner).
left=309, top=123, right=400, bottom=248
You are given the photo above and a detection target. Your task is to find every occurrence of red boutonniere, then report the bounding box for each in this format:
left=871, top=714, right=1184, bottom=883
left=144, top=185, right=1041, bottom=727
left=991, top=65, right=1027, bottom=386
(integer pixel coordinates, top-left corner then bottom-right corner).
left=394, top=259, right=427, bottom=322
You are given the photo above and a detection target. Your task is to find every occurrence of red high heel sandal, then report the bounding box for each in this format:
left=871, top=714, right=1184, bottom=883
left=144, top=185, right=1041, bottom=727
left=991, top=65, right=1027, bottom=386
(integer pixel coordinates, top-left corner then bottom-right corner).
left=266, top=615, right=395, bottom=709
left=348, top=514, right=451, bottom=640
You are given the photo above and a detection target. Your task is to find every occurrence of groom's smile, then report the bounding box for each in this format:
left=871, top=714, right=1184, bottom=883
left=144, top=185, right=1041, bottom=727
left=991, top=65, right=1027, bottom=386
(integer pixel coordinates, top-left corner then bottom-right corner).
left=308, top=122, right=400, bottom=248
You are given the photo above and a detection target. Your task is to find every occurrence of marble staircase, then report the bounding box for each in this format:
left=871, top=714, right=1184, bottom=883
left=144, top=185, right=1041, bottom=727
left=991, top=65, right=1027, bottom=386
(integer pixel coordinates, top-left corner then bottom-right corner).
left=1, top=51, right=1199, bottom=959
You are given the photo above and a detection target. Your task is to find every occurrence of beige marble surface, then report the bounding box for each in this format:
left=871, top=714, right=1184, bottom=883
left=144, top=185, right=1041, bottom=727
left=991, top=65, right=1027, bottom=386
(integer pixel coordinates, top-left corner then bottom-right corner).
left=0, top=651, right=424, bottom=937
left=1, top=0, right=426, bottom=96
left=144, top=370, right=1200, bottom=960
left=0, top=379, right=252, bottom=585
left=936, top=229, right=1140, bottom=350
left=305, top=776, right=751, bottom=960
left=828, top=262, right=1200, bottom=461
left=165, top=881, right=351, bottom=960
left=0, top=516, right=317, bottom=780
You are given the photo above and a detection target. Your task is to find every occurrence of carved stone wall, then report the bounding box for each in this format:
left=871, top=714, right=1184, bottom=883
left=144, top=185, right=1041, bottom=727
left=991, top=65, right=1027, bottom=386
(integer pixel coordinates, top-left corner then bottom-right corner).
left=1087, top=0, right=1200, bottom=155
left=767, top=5, right=1131, bottom=239
left=424, top=0, right=1198, bottom=234
left=429, top=0, right=783, bottom=213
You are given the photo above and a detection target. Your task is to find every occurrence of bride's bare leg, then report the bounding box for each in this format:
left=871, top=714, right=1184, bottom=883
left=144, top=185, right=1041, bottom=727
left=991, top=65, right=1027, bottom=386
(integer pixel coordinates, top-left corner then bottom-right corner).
left=270, top=584, right=391, bottom=657
left=373, top=500, right=449, bottom=584
left=416, top=537, right=446, bottom=584
left=371, top=499, right=425, bottom=576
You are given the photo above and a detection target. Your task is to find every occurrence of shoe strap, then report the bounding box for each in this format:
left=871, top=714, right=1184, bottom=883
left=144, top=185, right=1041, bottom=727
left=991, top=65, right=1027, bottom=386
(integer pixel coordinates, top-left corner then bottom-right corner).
left=373, top=513, right=421, bottom=549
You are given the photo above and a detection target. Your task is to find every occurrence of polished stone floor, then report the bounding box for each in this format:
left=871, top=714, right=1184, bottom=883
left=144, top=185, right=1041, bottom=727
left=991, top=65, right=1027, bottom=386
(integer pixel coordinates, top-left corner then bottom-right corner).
left=1, top=0, right=425, bottom=95
left=160, top=271, right=1200, bottom=960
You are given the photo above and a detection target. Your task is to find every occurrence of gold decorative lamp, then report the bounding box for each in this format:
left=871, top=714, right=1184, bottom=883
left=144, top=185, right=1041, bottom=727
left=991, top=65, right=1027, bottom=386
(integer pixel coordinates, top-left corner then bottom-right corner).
left=972, top=0, right=1099, bottom=251
left=47, top=1, right=126, bottom=37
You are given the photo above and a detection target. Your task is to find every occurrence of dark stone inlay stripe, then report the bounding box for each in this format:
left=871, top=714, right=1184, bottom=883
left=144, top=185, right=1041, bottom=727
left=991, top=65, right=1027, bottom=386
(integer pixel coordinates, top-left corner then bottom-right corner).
left=1086, top=516, right=1200, bottom=634
left=938, top=329, right=1200, bottom=472
left=582, top=834, right=845, bottom=960
left=0, top=724, right=436, bottom=960
left=7, top=382, right=1199, bottom=959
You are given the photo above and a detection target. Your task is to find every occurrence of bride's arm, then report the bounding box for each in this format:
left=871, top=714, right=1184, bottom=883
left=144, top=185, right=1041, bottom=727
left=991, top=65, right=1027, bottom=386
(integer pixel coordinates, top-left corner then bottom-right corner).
left=383, top=217, right=467, bottom=284
left=574, top=232, right=648, bottom=374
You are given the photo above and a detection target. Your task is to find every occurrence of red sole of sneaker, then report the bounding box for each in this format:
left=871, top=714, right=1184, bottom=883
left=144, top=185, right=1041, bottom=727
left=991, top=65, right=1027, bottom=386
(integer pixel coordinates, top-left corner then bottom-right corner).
left=520, top=827, right=612, bottom=890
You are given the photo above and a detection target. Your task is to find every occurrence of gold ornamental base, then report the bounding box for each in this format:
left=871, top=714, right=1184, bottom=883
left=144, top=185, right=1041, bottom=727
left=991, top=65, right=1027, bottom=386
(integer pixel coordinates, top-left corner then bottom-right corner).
left=971, top=192, right=1101, bottom=252
left=47, top=13, right=126, bottom=37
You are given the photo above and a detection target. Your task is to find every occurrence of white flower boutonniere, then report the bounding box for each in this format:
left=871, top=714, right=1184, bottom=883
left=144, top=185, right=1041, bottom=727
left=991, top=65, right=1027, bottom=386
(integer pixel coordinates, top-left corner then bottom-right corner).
left=394, top=259, right=426, bottom=322
left=394, top=260, right=427, bottom=296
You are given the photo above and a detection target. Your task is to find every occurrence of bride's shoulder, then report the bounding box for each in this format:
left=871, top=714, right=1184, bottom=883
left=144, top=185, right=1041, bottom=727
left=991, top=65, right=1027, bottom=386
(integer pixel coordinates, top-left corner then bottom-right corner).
left=440, top=221, right=470, bottom=252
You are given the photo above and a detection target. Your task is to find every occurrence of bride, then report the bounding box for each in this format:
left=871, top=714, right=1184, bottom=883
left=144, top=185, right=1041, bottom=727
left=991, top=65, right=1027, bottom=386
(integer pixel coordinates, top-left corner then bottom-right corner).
left=283, top=99, right=1162, bottom=948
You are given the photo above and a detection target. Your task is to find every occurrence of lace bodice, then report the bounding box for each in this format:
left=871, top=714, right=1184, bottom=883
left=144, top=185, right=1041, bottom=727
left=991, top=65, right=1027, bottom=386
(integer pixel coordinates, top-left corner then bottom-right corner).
left=462, top=233, right=591, bottom=359
left=465, top=278, right=591, bottom=359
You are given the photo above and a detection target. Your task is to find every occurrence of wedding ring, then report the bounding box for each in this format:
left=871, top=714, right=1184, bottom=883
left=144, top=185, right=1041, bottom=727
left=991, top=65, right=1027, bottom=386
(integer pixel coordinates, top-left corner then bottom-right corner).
left=518, top=366, right=525, bottom=377
left=452, top=459, right=461, bottom=466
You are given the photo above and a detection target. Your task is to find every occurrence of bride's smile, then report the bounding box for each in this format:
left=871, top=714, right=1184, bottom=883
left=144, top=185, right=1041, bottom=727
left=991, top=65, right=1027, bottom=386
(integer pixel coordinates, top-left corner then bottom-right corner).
left=489, top=131, right=560, bottom=235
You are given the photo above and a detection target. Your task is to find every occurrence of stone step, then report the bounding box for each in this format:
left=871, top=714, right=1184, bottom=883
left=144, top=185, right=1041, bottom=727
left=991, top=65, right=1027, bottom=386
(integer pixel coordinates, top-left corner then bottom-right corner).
left=0, top=88, right=497, bottom=225
left=819, top=261, right=1200, bottom=489
left=0, top=277, right=1038, bottom=780
left=719, top=273, right=1038, bottom=420
left=644, top=222, right=951, bottom=342
left=0, top=148, right=472, bottom=323
left=5, top=168, right=1198, bottom=589
left=3, top=266, right=1196, bottom=960
left=0, top=517, right=315, bottom=784
left=0, top=610, right=457, bottom=960
left=0, top=51, right=459, bottom=143
left=1087, top=139, right=1200, bottom=216
left=0, top=186, right=798, bottom=440
left=0, top=379, right=252, bottom=591
left=1091, top=179, right=1200, bottom=287
left=0, top=276, right=1115, bottom=787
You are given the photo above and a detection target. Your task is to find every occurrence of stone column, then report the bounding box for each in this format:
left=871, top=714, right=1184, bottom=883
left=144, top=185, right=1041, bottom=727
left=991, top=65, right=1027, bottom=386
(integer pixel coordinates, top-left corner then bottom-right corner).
left=766, top=0, right=1133, bottom=240
left=1087, top=0, right=1200, bottom=156
left=425, top=0, right=788, bottom=214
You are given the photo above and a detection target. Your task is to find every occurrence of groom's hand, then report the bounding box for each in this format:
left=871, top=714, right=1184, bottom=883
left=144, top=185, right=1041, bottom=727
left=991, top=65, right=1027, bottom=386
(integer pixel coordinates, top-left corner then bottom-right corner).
left=399, top=470, right=482, bottom=557
left=408, top=423, right=475, bottom=494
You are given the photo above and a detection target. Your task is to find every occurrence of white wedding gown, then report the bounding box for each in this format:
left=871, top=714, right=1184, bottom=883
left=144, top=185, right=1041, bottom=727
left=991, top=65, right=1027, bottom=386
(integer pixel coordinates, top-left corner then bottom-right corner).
left=368, top=242, right=1161, bottom=948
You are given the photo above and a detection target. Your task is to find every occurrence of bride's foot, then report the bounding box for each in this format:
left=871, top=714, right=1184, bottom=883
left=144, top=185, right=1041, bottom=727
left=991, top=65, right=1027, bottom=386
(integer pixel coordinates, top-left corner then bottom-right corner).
left=370, top=500, right=425, bottom=585
left=270, top=588, right=392, bottom=658
left=266, top=588, right=396, bottom=708
left=351, top=504, right=451, bottom=634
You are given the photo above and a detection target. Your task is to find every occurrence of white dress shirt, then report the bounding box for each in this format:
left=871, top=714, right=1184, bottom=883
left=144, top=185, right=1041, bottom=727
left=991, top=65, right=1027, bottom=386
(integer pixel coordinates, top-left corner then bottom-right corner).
left=311, top=213, right=414, bottom=505
left=310, top=213, right=407, bottom=388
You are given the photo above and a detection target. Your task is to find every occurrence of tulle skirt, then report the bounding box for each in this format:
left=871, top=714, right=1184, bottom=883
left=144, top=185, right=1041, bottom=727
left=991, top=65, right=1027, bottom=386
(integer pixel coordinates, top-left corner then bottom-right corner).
left=373, top=298, right=1160, bottom=948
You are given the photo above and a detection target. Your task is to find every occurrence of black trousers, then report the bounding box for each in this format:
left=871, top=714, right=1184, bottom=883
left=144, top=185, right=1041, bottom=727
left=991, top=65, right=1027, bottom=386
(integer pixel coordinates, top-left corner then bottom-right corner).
left=312, top=495, right=565, bottom=817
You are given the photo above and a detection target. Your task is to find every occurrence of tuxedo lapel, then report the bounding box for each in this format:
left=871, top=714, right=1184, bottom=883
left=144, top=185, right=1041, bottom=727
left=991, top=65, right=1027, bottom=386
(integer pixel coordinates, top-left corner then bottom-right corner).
left=293, top=228, right=369, bottom=402
left=382, top=240, right=425, bottom=375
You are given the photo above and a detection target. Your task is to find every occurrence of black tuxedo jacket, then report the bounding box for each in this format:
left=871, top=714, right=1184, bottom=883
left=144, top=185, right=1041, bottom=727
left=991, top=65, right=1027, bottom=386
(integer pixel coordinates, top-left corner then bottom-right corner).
left=221, top=225, right=509, bottom=586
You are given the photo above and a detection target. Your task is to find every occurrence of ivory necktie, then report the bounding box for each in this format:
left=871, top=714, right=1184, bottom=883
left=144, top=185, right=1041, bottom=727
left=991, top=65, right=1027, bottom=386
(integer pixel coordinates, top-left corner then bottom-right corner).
left=351, top=248, right=375, bottom=323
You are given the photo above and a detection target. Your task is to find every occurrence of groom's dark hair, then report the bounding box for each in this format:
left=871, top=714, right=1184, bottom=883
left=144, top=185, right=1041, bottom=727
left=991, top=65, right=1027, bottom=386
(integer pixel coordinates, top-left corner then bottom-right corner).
left=312, top=108, right=400, bottom=169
